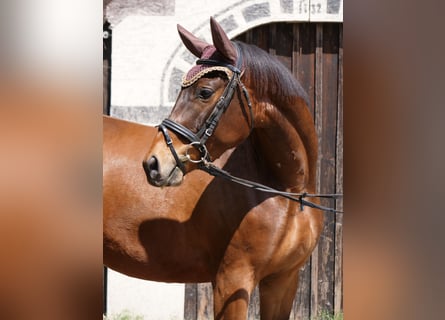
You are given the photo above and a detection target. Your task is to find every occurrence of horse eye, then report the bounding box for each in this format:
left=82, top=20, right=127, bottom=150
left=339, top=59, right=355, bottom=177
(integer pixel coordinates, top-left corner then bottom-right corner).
left=198, top=88, right=214, bottom=100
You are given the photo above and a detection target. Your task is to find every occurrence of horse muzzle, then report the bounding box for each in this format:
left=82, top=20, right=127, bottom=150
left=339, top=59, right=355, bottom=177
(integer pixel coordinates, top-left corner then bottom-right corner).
left=143, top=154, right=185, bottom=187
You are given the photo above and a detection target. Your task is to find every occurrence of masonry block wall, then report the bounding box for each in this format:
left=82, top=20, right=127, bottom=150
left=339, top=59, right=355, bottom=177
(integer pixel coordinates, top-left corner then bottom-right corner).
left=106, top=0, right=342, bottom=125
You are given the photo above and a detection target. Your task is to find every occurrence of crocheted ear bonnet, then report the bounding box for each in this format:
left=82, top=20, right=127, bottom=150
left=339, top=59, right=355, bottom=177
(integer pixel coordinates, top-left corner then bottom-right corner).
left=181, top=45, right=233, bottom=87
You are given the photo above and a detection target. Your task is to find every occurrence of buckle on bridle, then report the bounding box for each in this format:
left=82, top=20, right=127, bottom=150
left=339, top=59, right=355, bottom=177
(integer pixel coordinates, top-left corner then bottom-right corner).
left=204, top=128, right=213, bottom=137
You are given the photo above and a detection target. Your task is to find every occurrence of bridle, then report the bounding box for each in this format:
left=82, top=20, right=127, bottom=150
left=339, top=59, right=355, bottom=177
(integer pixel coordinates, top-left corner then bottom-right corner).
left=156, top=43, right=343, bottom=213
left=158, top=43, right=253, bottom=173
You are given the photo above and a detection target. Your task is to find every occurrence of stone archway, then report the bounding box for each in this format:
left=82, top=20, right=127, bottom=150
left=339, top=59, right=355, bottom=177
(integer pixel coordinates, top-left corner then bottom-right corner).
left=160, top=0, right=342, bottom=107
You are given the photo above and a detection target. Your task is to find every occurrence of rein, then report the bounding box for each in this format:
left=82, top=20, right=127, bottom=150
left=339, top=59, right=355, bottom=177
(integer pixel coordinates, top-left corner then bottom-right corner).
left=157, top=43, right=343, bottom=214
left=199, top=162, right=343, bottom=214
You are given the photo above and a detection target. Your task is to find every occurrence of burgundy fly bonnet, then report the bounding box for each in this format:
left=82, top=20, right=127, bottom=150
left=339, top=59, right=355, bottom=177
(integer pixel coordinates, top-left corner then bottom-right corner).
left=178, top=17, right=242, bottom=87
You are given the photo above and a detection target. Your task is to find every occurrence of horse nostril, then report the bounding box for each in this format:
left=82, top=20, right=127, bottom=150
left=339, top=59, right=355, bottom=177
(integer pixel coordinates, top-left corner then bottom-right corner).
left=143, top=156, right=160, bottom=180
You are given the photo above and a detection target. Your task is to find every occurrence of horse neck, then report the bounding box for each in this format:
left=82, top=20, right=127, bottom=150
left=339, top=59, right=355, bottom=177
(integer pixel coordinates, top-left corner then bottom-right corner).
left=251, top=97, right=318, bottom=192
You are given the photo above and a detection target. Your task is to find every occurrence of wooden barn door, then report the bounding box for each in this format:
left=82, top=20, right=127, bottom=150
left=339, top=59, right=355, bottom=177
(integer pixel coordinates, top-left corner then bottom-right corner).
left=103, top=21, right=112, bottom=116
left=184, top=22, right=343, bottom=320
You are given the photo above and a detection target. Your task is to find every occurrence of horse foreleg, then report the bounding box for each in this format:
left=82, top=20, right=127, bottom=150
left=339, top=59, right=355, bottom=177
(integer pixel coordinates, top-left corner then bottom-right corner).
left=212, top=266, right=255, bottom=320
left=259, top=268, right=300, bottom=320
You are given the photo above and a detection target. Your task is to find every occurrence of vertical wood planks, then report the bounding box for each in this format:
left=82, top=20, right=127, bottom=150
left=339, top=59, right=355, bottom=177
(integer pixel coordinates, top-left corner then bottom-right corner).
left=310, top=23, right=324, bottom=318
left=184, top=284, right=198, bottom=320
left=334, top=24, right=343, bottom=316
left=197, top=283, right=213, bottom=319
left=248, top=24, right=269, bottom=51
left=290, top=22, right=316, bottom=320
left=274, top=23, right=293, bottom=70
left=103, top=22, right=112, bottom=115
left=312, top=22, right=340, bottom=317
left=247, top=286, right=261, bottom=320
left=293, top=23, right=316, bottom=118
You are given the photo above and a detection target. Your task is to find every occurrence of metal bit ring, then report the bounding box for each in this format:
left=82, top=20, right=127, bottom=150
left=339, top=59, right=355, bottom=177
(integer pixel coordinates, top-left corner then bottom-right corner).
left=185, top=142, right=209, bottom=163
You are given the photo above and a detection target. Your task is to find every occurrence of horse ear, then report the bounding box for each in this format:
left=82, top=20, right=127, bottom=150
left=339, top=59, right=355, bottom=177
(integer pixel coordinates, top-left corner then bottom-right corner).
left=209, top=17, right=237, bottom=65
left=177, top=24, right=210, bottom=58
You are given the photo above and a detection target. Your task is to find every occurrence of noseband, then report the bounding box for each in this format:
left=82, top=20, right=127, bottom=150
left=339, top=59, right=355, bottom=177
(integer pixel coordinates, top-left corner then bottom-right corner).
left=158, top=43, right=253, bottom=172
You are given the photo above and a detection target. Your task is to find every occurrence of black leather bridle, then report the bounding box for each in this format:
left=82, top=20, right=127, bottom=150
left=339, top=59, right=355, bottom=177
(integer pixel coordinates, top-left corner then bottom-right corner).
left=158, top=43, right=253, bottom=173
left=155, top=44, right=343, bottom=213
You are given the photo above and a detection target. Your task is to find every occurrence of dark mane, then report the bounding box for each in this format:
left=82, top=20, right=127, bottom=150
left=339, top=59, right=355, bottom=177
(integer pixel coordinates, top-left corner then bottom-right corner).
left=235, top=41, right=309, bottom=107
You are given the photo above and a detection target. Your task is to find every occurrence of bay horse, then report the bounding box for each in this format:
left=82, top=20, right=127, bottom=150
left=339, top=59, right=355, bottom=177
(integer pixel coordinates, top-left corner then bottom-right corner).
left=104, top=17, right=323, bottom=320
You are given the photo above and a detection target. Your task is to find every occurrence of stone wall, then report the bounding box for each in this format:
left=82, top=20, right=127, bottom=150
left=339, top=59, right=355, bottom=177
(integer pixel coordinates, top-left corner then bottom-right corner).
left=105, top=0, right=342, bottom=125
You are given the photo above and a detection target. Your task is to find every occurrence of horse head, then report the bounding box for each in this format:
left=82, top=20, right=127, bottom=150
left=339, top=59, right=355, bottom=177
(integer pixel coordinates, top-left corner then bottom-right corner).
left=144, top=17, right=253, bottom=187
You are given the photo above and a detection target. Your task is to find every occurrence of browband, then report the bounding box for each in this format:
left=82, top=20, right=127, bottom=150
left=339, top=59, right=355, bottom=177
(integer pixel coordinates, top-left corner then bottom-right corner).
left=196, top=59, right=241, bottom=74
